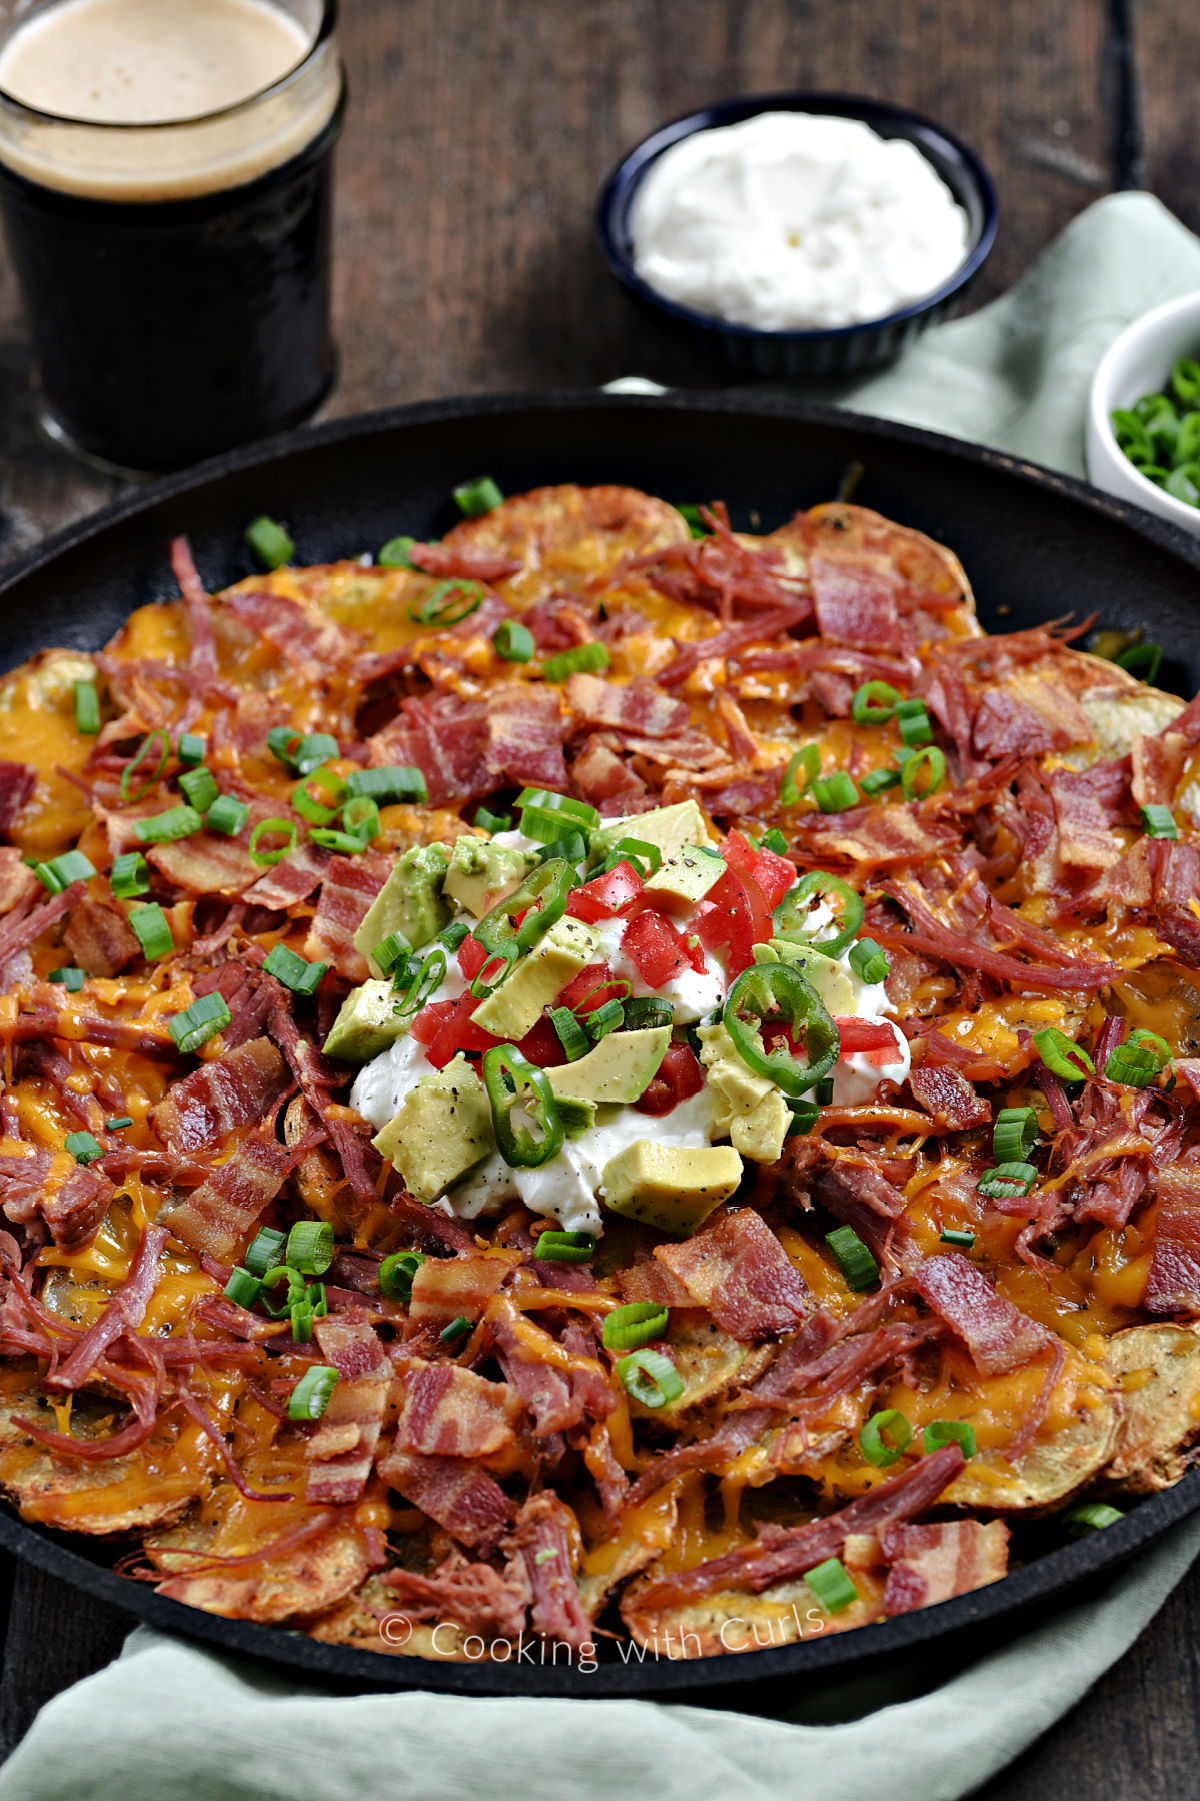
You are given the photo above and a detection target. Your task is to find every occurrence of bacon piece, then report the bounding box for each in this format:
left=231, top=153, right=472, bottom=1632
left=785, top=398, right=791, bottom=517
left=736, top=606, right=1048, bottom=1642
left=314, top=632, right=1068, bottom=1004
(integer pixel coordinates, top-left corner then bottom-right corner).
left=907, top=1065, right=991, bottom=1131
left=367, top=693, right=489, bottom=808
left=61, top=896, right=140, bottom=977
left=161, top=1125, right=307, bottom=1261
left=657, top=600, right=814, bottom=686
left=504, top=1492, right=593, bottom=1650
left=565, top=673, right=691, bottom=739
left=193, top=962, right=276, bottom=1048
left=654, top=1207, right=810, bottom=1340
left=395, top=1361, right=522, bottom=1457
left=972, top=669, right=1093, bottom=760
left=1046, top=764, right=1129, bottom=871
left=407, top=1252, right=511, bottom=1327
left=0, top=761, right=35, bottom=834
left=145, top=802, right=283, bottom=897
left=913, top=1252, right=1052, bottom=1374
left=807, top=1155, right=916, bottom=1270
left=881, top=1519, right=1010, bottom=1616
left=171, top=537, right=218, bottom=679
left=0, top=847, right=35, bottom=917
left=484, top=685, right=567, bottom=791
left=303, top=853, right=388, bottom=983
left=381, top=1550, right=531, bottom=1639
left=225, top=588, right=359, bottom=679
left=243, top=841, right=330, bottom=908
left=633, top=1443, right=965, bottom=1606
left=794, top=805, right=959, bottom=873
left=810, top=556, right=900, bottom=649
left=152, top=1037, right=289, bottom=1153
left=377, top=1442, right=512, bottom=1551
left=568, top=735, right=648, bottom=808
left=304, top=1314, right=390, bottom=1506
left=0, top=879, right=84, bottom=968
left=0, top=1146, right=114, bottom=1247
left=44, top=1222, right=167, bottom=1392
left=409, top=541, right=520, bottom=584
left=1146, top=1164, right=1200, bottom=1313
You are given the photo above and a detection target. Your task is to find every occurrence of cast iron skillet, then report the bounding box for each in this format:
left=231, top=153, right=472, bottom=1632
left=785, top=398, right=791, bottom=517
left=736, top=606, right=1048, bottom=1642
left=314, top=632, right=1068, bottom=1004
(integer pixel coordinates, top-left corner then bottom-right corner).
left=1, top=391, right=1198, bottom=1703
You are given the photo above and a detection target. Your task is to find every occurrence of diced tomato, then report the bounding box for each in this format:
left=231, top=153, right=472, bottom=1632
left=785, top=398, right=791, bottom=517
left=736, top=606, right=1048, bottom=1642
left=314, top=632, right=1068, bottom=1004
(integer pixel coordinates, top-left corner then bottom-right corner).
left=635, top=1041, right=705, bottom=1115
left=694, top=867, right=772, bottom=977
left=410, top=997, right=455, bottom=1045
left=834, top=1016, right=901, bottom=1056
left=415, top=990, right=567, bottom=1070
left=517, top=1015, right=566, bottom=1068
left=565, top=860, right=644, bottom=923
left=457, top=934, right=488, bottom=981
left=557, top=961, right=626, bottom=1017
left=621, top=909, right=691, bottom=987
left=721, top=829, right=796, bottom=912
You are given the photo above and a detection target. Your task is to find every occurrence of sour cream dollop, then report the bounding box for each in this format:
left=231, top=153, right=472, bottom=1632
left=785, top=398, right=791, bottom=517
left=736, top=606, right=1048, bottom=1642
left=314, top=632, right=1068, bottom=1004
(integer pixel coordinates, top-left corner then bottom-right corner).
left=631, top=110, right=969, bottom=332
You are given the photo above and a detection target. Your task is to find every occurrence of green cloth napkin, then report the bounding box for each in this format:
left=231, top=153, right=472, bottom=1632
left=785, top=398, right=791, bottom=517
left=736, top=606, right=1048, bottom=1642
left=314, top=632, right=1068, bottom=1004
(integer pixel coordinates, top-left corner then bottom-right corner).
left=5, top=189, right=1200, bottom=1801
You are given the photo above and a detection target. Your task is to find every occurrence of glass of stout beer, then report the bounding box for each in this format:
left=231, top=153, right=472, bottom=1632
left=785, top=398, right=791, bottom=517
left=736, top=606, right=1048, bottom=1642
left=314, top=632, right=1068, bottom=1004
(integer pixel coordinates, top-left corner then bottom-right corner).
left=0, top=0, right=345, bottom=476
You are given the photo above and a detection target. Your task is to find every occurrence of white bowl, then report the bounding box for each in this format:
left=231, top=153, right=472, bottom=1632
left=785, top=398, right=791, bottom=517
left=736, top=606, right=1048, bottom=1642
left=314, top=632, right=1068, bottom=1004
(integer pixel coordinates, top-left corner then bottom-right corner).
left=1087, top=290, right=1200, bottom=536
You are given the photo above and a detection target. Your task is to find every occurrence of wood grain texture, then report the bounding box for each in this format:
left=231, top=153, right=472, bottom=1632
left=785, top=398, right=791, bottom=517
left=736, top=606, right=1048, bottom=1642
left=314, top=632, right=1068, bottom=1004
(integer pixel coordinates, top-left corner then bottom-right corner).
left=3, top=0, right=1200, bottom=1790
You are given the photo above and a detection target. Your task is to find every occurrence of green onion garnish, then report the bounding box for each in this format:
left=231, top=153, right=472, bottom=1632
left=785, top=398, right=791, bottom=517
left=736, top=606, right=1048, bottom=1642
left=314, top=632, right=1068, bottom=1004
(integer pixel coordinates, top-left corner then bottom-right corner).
left=267, top=729, right=338, bottom=776
left=825, top=1224, right=879, bottom=1291
left=514, top=788, right=600, bottom=826
left=760, top=827, right=788, bottom=854
left=812, top=772, right=859, bottom=814
left=1104, top=1027, right=1172, bottom=1087
left=177, top=733, right=206, bottom=766
left=453, top=475, right=504, bottom=517
left=345, top=765, right=429, bottom=805
left=168, top=993, right=232, bottom=1054
left=1140, top=803, right=1178, bottom=839
left=128, top=902, right=174, bottom=961
left=602, top=1303, right=669, bottom=1352
left=1032, top=1026, right=1095, bottom=1082
left=858, top=1409, right=913, bottom=1468
left=343, top=795, right=380, bottom=843
left=372, top=931, right=413, bottom=978
left=292, top=767, right=348, bottom=827
left=850, top=681, right=902, bottom=725
left=286, top=1219, right=334, bottom=1275
left=923, top=1419, right=976, bottom=1458
left=533, top=1230, right=595, bottom=1263
left=246, top=515, right=295, bottom=570
left=549, top=1006, right=590, bottom=1061
left=379, top=1250, right=424, bottom=1302
left=901, top=746, right=946, bottom=801
left=440, top=1314, right=473, bottom=1343
left=976, top=1161, right=1037, bottom=1200
left=786, top=1096, right=821, bottom=1137
left=109, top=851, right=151, bottom=898
left=847, top=938, right=889, bottom=985
left=676, top=502, right=712, bottom=538
left=584, top=998, right=624, bottom=1041
left=601, top=835, right=662, bottom=878
left=542, top=641, right=610, bottom=683
left=378, top=535, right=417, bottom=568
left=623, top=996, right=674, bottom=1029
left=133, top=805, right=203, bottom=845
left=120, top=729, right=169, bottom=803
left=259, top=1264, right=305, bottom=1319
left=474, top=806, right=513, bottom=834
left=288, top=1364, right=339, bottom=1421
left=206, top=794, right=250, bottom=837
left=804, top=1556, right=859, bottom=1614
left=940, top=1228, right=976, bottom=1247
left=616, top=1348, right=683, bottom=1409
left=895, top=698, right=933, bottom=747
left=248, top=819, right=298, bottom=867
left=263, top=943, right=327, bottom=995
left=34, top=849, right=97, bottom=893
left=223, top=1267, right=262, bottom=1308
left=105, top=1116, right=133, bottom=1131
left=308, top=828, right=367, bottom=855
left=993, top=1106, right=1037, bottom=1163
left=245, top=1226, right=286, bottom=1278
left=779, top=743, right=820, bottom=806
left=73, top=679, right=100, bottom=735
left=178, top=766, right=219, bottom=813
left=65, top=1130, right=104, bottom=1166
left=48, top=967, right=86, bottom=991
left=1115, top=642, right=1163, bottom=684
left=1063, top=1501, right=1125, bottom=1536
left=493, top=619, right=534, bottom=663
left=437, top=920, right=470, bottom=954
left=859, top=767, right=901, bottom=796
left=406, top=580, right=485, bottom=627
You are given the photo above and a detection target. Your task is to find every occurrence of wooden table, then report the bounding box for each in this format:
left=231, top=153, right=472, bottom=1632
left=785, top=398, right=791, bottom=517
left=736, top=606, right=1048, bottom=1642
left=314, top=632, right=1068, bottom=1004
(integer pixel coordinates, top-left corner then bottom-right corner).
left=1, top=0, right=1197, bottom=1790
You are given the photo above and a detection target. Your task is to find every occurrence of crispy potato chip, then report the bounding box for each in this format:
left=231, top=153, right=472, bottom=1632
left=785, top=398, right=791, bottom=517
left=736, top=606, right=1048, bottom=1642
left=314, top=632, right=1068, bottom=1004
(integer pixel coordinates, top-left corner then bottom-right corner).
left=147, top=1509, right=369, bottom=1623
left=944, top=1392, right=1119, bottom=1513
left=621, top=1567, right=883, bottom=1658
left=443, top=483, right=689, bottom=603
left=1104, top=1324, right=1200, bottom=1494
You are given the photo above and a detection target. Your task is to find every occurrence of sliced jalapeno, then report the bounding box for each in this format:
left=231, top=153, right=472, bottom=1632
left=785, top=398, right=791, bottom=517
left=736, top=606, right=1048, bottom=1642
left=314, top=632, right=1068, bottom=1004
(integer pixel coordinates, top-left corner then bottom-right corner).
left=473, top=856, right=573, bottom=961
left=775, top=870, right=864, bottom=958
left=481, top=1044, right=565, bottom=1169
left=723, top=962, right=841, bottom=1097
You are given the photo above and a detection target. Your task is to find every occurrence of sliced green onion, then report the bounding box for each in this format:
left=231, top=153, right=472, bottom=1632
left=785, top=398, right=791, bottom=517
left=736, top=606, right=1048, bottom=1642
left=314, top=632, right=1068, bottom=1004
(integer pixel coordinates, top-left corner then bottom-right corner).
left=616, top=1348, right=683, bottom=1409
left=549, top=1006, right=590, bottom=1061
left=260, top=1263, right=305, bottom=1318
left=206, top=794, right=250, bottom=838
left=345, top=765, right=429, bottom=805
left=177, top=733, right=206, bottom=766
left=453, top=476, right=504, bottom=517
left=73, top=679, right=100, bottom=735
left=223, top=1267, right=262, bottom=1308
left=407, top=580, right=485, bottom=627
left=534, top=1230, right=595, bottom=1263
left=803, top=1557, right=858, bottom=1614
left=825, top=1224, right=879, bottom=1291
left=263, top=943, right=327, bottom=995
left=785, top=1096, right=822, bottom=1137
left=851, top=681, right=902, bottom=725
left=440, top=1314, right=473, bottom=1343
left=168, top=993, right=232, bottom=1054
left=976, top=1161, right=1037, bottom=1200
left=378, top=535, right=418, bottom=568
left=541, top=641, right=610, bottom=683
left=64, top=1130, right=104, bottom=1166
left=520, top=802, right=593, bottom=847
left=308, top=828, right=367, bottom=855
left=178, top=766, right=219, bottom=813
left=267, top=727, right=303, bottom=769
left=286, top=1219, right=334, bottom=1276
left=514, top=789, right=600, bottom=826
left=923, top=1419, right=976, bottom=1458
left=105, top=1117, right=133, bottom=1131
left=133, top=804, right=203, bottom=845
left=1063, top=1501, right=1125, bottom=1536
left=1032, top=1026, right=1095, bottom=1082
left=776, top=870, right=864, bottom=957
left=48, top=967, right=86, bottom=991
left=493, top=619, right=534, bottom=662
left=676, top=502, right=712, bottom=538
left=292, top=767, right=348, bottom=827
left=245, top=1226, right=286, bottom=1278
left=993, top=1106, right=1037, bottom=1162
left=901, top=745, right=946, bottom=802
left=1104, top=1027, right=1172, bottom=1087
left=246, top=515, right=294, bottom=570
left=288, top=1365, right=339, bottom=1421
left=128, top=902, right=174, bottom=961
left=120, top=729, right=170, bottom=803
left=343, top=795, right=380, bottom=843
left=895, top=698, right=933, bottom=747
left=249, top=819, right=298, bottom=867
left=812, top=772, right=859, bottom=814
left=266, top=730, right=339, bottom=777
left=584, top=998, right=624, bottom=1040
left=761, top=828, right=788, bottom=855
left=940, top=1227, right=976, bottom=1248
left=534, top=829, right=589, bottom=866
left=1140, top=803, right=1178, bottom=840
left=437, top=920, right=470, bottom=954
left=289, top=1298, right=316, bottom=1343
left=847, top=937, right=889, bottom=985
left=602, top=836, right=662, bottom=878
left=858, top=1408, right=913, bottom=1469
left=109, top=851, right=151, bottom=898
left=602, top=1303, right=670, bottom=1352
left=623, top=996, right=674, bottom=1030
left=1170, top=357, right=1200, bottom=405
left=474, top=806, right=512, bottom=835
left=780, top=743, right=820, bottom=806
left=372, top=931, right=413, bottom=978
left=1115, top=642, right=1163, bottom=684
left=379, top=1250, right=424, bottom=1302
left=34, top=850, right=97, bottom=893
left=859, top=767, right=902, bottom=796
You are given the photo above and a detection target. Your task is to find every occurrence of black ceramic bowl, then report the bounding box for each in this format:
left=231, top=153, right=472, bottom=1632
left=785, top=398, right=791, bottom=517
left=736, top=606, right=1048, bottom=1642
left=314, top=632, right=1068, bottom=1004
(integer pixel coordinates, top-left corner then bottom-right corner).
left=596, top=91, right=999, bottom=380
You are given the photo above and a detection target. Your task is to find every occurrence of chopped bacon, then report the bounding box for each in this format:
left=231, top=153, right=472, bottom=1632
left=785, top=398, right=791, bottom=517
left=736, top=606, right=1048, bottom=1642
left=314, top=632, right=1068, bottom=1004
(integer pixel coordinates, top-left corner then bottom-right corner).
left=1146, top=1164, right=1200, bottom=1313
left=810, top=556, right=900, bottom=650
left=408, top=541, right=520, bottom=584
left=0, top=848, right=35, bottom=918
left=484, top=684, right=567, bottom=791
left=193, top=961, right=275, bottom=1048
left=657, top=600, right=814, bottom=686
left=1047, top=762, right=1130, bottom=871
left=568, top=735, right=648, bottom=807
left=367, top=693, right=489, bottom=808
left=0, top=879, right=84, bottom=968
left=153, top=1037, right=289, bottom=1153
left=145, top=802, right=283, bottom=897
left=395, top=1361, right=522, bottom=1457
left=170, top=536, right=218, bottom=680
left=305, top=1314, right=390, bottom=1506
left=504, top=1492, right=593, bottom=1649
left=565, top=673, right=691, bottom=739
left=907, top=1065, right=991, bottom=1131
left=0, top=761, right=35, bottom=834
left=377, top=1442, right=512, bottom=1551
left=795, top=806, right=960, bottom=874
left=407, top=1252, right=511, bottom=1327
left=0, top=1147, right=114, bottom=1247
left=913, top=1252, right=1052, bottom=1374
left=972, top=673, right=1092, bottom=759
left=44, top=1223, right=167, bottom=1393
left=243, top=841, right=330, bottom=908
left=224, top=588, right=359, bottom=679
left=161, top=1125, right=307, bottom=1261
left=654, top=1207, right=810, bottom=1340
left=382, top=1550, right=530, bottom=1640
left=303, top=853, right=388, bottom=982
left=881, top=1519, right=1010, bottom=1616
left=632, top=1442, right=965, bottom=1606
left=62, top=896, right=140, bottom=977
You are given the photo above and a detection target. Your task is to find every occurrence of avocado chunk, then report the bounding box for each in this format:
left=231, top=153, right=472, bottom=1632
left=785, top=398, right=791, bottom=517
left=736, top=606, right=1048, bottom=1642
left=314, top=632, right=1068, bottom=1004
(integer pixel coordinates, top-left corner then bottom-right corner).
left=323, top=979, right=405, bottom=1063
left=372, top=1052, right=494, bottom=1203
left=443, top=836, right=538, bottom=919
left=643, top=844, right=725, bottom=914
left=590, top=799, right=714, bottom=867
left=470, top=916, right=599, bottom=1040
left=753, top=937, right=855, bottom=1014
left=547, top=1026, right=670, bottom=1105
left=555, top=1093, right=597, bottom=1138
left=696, top=1021, right=790, bottom=1164
left=354, top=843, right=451, bottom=970
left=601, top=1140, right=743, bottom=1237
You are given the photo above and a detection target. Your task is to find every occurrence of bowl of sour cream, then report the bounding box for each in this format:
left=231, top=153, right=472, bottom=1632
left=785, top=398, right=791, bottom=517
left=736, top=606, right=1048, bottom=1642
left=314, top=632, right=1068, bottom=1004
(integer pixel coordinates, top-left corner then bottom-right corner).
left=596, top=92, right=998, bottom=378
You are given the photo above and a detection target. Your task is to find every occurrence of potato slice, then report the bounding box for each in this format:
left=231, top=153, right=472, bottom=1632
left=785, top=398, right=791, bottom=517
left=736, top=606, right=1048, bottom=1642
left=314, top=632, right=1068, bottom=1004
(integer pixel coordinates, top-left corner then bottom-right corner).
left=442, top=484, right=690, bottom=602
left=147, top=1509, right=369, bottom=1623
left=1104, top=1324, right=1200, bottom=1494
left=307, top=1574, right=477, bottom=1660
left=943, top=1392, right=1118, bottom=1512
left=621, top=1568, right=883, bottom=1658
left=630, top=1314, right=773, bottom=1422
